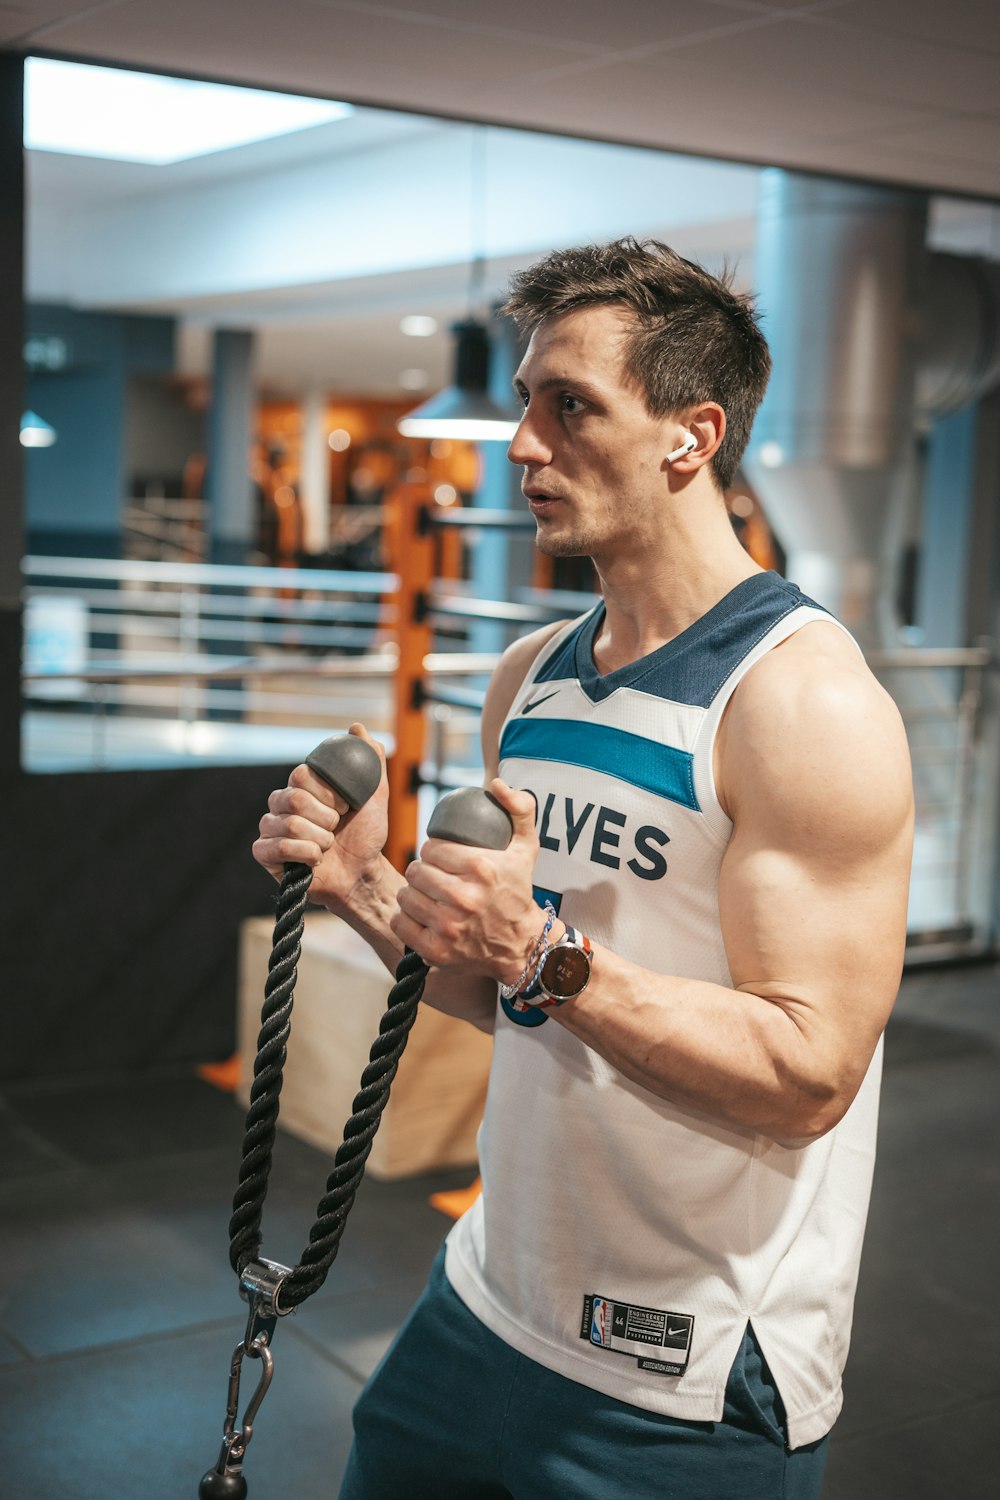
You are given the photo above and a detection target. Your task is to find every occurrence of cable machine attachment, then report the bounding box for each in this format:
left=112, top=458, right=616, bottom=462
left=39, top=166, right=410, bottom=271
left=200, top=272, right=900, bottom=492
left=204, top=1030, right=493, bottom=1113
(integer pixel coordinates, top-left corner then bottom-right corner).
left=200, top=736, right=512, bottom=1496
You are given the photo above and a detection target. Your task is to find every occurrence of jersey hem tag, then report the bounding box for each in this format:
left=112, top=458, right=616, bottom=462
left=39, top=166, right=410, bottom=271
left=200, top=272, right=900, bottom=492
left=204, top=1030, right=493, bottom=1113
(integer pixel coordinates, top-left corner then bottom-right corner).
left=581, top=1293, right=694, bottom=1377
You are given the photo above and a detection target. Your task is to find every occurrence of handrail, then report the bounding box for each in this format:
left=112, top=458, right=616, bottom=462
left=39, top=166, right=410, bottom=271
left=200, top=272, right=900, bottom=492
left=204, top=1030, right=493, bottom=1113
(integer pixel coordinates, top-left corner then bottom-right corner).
left=425, top=594, right=567, bottom=626
left=22, top=651, right=500, bottom=686
left=23, top=555, right=396, bottom=593
left=867, top=647, right=992, bottom=669
left=425, top=508, right=536, bottom=531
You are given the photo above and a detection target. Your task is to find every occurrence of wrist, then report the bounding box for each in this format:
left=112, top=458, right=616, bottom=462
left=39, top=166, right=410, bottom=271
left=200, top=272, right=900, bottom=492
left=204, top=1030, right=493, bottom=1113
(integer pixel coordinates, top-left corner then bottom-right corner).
left=323, top=853, right=399, bottom=926
left=498, top=904, right=560, bottom=1000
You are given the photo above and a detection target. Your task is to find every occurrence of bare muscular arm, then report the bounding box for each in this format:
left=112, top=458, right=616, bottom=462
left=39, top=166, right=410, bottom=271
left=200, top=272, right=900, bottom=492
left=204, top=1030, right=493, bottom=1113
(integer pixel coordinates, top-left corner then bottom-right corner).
left=395, top=623, right=914, bottom=1142
left=521, top=625, right=914, bottom=1140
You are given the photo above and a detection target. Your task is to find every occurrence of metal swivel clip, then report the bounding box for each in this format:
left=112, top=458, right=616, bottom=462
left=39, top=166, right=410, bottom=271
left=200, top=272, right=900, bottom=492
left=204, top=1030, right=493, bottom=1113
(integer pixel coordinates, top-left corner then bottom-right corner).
left=199, top=1260, right=292, bottom=1499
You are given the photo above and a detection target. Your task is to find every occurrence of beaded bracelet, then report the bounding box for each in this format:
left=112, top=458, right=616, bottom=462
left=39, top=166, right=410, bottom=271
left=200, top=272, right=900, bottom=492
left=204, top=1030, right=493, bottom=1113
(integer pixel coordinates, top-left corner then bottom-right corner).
left=498, top=902, right=557, bottom=1000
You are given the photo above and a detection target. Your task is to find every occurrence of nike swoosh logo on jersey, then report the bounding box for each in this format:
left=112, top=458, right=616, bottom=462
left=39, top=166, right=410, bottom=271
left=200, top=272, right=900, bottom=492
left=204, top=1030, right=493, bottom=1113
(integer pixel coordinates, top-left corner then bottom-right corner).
left=520, top=690, right=559, bottom=714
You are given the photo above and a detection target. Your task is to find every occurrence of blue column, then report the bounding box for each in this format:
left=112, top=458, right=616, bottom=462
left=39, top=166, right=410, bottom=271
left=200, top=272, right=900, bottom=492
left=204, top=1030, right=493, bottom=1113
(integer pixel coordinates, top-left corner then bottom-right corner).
left=468, top=314, right=533, bottom=655
left=915, top=403, right=978, bottom=647
left=206, top=329, right=256, bottom=565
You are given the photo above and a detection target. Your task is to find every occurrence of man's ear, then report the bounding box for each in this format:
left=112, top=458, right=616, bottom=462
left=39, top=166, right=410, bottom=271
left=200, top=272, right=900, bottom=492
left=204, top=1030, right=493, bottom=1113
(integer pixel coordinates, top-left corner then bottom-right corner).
left=663, top=403, right=726, bottom=474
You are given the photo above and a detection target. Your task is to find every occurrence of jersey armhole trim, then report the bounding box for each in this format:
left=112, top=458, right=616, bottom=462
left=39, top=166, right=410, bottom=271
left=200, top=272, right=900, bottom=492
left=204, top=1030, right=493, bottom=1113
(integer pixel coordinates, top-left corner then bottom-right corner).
left=692, top=608, right=860, bottom=843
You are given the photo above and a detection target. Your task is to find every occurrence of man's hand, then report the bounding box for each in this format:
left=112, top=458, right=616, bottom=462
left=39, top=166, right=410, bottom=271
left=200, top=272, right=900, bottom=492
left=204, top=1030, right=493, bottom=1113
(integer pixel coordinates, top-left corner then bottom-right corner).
left=391, top=780, right=543, bottom=984
left=252, top=724, right=390, bottom=912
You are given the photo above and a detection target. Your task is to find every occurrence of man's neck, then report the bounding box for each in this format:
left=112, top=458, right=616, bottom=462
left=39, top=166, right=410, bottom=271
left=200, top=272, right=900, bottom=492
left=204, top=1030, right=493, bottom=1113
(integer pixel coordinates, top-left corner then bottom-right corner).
left=591, top=497, right=763, bottom=674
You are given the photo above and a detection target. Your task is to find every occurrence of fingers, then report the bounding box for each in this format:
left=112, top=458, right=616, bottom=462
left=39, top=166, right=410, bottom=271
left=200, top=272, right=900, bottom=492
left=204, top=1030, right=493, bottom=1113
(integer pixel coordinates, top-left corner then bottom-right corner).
left=395, top=878, right=445, bottom=930
left=254, top=780, right=341, bottom=882
left=258, top=810, right=335, bottom=849
left=488, top=779, right=539, bottom=842
left=404, top=854, right=481, bottom=909
left=348, top=722, right=387, bottom=772
left=252, top=725, right=386, bottom=888
left=285, top=764, right=352, bottom=818
left=268, top=781, right=342, bottom=829
left=252, top=834, right=326, bottom=878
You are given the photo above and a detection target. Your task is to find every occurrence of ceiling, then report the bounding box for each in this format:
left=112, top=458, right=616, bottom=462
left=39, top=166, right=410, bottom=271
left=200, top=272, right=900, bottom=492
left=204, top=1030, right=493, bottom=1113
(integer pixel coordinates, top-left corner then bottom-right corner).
left=4, top=0, right=999, bottom=200
left=8, top=0, right=1000, bottom=398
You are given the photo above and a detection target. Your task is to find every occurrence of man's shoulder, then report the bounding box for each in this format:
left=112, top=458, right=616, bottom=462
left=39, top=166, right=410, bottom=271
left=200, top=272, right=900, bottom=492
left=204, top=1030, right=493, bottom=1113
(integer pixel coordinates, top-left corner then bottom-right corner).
left=718, top=619, right=912, bottom=834
left=735, top=618, right=889, bottom=726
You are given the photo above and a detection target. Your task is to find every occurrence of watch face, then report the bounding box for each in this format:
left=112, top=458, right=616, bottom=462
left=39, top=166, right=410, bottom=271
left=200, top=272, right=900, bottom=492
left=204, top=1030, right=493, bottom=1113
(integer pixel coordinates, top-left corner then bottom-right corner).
left=541, top=944, right=590, bottom=1000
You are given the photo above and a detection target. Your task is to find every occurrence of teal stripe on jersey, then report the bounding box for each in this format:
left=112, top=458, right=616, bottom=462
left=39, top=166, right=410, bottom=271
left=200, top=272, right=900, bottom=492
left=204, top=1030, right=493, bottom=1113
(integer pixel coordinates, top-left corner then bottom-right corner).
left=500, top=717, right=700, bottom=811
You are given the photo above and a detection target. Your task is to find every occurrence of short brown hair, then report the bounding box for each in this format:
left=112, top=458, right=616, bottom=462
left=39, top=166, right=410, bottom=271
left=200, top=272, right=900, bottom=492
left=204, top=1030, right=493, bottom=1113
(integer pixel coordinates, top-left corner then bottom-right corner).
left=502, top=237, right=771, bottom=492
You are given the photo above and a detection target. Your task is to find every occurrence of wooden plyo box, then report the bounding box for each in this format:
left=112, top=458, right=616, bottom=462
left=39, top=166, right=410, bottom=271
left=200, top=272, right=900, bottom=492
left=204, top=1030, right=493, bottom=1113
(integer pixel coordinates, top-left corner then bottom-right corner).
left=238, top=913, right=493, bottom=1180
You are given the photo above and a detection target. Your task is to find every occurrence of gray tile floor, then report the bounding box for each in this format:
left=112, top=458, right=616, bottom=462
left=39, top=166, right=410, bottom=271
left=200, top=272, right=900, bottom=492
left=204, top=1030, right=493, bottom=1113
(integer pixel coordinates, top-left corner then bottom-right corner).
left=1, top=960, right=997, bottom=1499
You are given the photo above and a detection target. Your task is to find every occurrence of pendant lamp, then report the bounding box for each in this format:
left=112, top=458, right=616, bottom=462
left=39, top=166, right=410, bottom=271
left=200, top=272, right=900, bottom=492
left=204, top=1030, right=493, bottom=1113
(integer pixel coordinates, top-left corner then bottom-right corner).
left=20, top=410, right=57, bottom=447
left=398, top=318, right=519, bottom=442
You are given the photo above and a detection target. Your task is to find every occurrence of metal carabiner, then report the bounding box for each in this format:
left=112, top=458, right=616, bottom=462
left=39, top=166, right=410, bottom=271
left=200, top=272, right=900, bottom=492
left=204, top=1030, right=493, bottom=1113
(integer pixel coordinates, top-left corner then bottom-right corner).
left=223, top=1333, right=275, bottom=1458
left=198, top=1332, right=274, bottom=1497
left=199, top=1261, right=291, bottom=1496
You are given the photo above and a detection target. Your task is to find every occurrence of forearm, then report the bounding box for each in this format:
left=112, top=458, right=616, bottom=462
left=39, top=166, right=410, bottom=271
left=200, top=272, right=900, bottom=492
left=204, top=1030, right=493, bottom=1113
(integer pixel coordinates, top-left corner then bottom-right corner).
left=420, top=971, right=498, bottom=1033
left=318, top=851, right=406, bottom=975
left=320, top=853, right=497, bottom=1033
left=551, top=943, right=842, bottom=1142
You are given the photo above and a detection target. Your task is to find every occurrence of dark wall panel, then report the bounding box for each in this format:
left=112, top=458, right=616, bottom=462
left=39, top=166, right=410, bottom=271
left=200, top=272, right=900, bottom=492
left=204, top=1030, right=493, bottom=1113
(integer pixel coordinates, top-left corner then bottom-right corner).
left=1, top=763, right=288, bottom=1082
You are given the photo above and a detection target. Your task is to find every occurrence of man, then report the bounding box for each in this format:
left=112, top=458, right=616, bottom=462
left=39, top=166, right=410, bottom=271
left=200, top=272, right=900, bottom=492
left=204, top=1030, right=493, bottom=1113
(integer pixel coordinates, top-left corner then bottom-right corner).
left=254, top=239, right=913, bottom=1499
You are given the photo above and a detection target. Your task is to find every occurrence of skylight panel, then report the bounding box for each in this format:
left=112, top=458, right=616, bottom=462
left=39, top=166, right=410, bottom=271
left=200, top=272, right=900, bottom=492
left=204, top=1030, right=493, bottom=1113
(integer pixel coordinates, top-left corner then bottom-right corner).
left=24, top=58, right=352, bottom=165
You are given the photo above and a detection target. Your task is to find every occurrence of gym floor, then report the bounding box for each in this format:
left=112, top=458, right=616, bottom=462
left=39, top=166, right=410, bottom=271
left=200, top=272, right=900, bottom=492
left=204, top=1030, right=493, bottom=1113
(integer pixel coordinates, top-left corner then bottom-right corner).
left=1, top=959, right=997, bottom=1500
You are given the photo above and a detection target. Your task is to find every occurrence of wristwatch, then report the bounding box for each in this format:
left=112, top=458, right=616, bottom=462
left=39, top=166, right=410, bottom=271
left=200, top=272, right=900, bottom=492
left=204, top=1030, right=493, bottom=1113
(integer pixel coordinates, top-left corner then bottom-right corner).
left=535, top=925, right=593, bottom=1006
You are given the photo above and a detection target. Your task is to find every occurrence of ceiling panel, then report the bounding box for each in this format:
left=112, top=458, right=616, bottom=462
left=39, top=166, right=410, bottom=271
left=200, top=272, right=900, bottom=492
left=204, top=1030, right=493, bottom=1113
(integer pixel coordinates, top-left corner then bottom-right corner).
left=4, top=0, right=999, bottom=199
left=825, top=0, right=1000, bottom=51
left=792, top=10, right=1000, bottom=115
left=299, top=0, right=757, bottom=53
left=874, top=115, right=1000, bottom=172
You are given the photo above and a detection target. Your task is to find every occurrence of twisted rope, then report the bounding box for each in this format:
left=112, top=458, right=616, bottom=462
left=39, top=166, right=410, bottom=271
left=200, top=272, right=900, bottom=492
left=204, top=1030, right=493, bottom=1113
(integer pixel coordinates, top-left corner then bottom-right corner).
left=227, top=865, right=428, bottom=1308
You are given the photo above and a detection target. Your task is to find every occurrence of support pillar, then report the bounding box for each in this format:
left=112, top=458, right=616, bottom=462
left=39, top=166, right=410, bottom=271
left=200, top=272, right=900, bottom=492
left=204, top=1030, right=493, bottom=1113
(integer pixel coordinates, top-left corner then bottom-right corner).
left=206, top=329, right=255, bottom=565
left=386, top=481, right=433, bottom=873
left=915, top=404, right=978, bottom=648
left=0, top=54, right=24, bottom=777
left=964, top=388, right=1000, bottom=949
left=300, top=389, right=330, bottom=556
left=469, top=312, right=533, bottom=656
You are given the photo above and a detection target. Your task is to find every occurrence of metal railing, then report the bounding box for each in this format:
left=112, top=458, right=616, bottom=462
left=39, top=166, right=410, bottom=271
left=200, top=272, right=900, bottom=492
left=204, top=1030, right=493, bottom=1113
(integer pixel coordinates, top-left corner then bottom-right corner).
left=867, top=646, right=994, bottom=959
left=20, top=555, right=997, bottom=956
left=22, top=555, right=401, bottom=771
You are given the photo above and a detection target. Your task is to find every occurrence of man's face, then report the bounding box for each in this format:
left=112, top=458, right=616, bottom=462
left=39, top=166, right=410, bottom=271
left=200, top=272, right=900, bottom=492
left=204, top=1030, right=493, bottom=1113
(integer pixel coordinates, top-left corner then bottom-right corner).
left=509, top=304, right=676, bottom=562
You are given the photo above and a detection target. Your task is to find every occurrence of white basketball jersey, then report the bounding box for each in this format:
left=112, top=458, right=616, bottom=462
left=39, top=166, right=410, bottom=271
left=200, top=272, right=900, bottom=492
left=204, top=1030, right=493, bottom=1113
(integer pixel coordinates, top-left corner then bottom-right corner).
left=445, top=571, right=882, bottom=1450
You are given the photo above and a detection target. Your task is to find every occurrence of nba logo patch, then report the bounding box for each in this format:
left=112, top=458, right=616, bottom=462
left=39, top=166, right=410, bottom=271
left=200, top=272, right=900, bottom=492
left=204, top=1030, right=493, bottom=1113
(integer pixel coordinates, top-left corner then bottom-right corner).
left=590, top=1296, right=611, bottom=1347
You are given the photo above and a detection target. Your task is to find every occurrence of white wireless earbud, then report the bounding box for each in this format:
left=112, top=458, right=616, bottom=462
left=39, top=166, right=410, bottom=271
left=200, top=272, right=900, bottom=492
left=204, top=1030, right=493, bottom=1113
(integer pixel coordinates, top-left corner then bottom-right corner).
left=666, top=432, right=697, bottom=464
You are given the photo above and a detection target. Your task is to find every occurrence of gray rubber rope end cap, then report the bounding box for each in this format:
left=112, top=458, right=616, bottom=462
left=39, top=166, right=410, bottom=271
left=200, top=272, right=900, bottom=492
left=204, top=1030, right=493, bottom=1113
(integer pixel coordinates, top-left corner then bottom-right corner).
left=306, top=735, right=382, bottom=810
left=426, top=787, right=513, bottom=850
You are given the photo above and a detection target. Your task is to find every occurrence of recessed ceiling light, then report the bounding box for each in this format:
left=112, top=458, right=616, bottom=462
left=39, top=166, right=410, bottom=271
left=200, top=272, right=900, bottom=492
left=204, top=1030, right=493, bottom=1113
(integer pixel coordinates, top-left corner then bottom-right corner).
left=400, top=315, right=438, bottom=338
left=24, top=58, right=352, bottom=165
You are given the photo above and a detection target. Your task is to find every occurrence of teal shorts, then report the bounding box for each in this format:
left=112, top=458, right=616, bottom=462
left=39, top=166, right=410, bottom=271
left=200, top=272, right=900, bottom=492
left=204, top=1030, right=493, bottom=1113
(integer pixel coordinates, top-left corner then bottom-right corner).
left=339, top=1250, right=829, bottom=1500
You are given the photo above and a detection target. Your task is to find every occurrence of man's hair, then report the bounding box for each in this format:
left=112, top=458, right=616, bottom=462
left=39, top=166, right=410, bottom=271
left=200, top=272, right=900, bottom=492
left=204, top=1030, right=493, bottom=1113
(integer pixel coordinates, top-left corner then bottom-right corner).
left=502, top=237, right=771, bottom=492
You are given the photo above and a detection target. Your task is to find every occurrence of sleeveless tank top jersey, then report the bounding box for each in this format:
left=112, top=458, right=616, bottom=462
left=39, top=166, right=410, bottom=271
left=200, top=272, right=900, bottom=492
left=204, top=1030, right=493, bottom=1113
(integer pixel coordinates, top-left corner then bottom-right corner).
left=444, top=571, right=883, bottom=1450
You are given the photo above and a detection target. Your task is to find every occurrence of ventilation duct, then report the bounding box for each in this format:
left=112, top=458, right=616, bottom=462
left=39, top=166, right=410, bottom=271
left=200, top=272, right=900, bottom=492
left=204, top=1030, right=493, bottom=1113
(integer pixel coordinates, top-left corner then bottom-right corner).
left=916, top=252, right=1000, bottom=419
left=743, top=172, right=928, bottom=646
